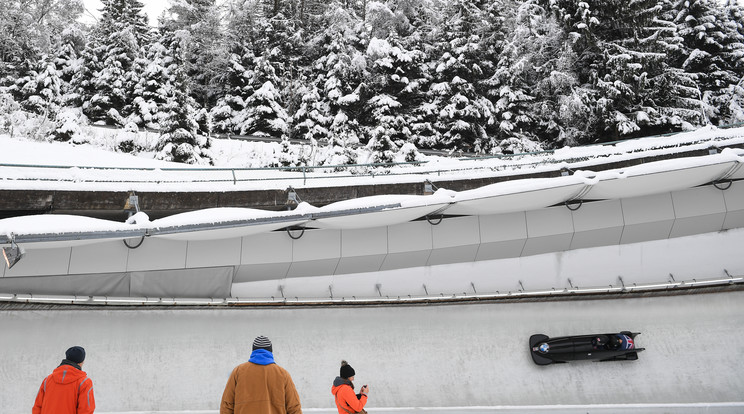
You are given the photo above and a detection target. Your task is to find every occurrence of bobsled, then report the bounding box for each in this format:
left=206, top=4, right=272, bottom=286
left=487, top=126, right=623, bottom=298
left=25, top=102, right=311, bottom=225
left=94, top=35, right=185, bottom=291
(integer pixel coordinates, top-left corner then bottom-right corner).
left=529, top=331, right=644, bottom=365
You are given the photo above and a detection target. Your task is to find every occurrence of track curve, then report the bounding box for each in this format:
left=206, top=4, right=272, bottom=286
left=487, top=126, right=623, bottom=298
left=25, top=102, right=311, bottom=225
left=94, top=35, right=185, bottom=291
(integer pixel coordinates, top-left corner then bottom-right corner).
left=1, top=290, right=741, bottom=413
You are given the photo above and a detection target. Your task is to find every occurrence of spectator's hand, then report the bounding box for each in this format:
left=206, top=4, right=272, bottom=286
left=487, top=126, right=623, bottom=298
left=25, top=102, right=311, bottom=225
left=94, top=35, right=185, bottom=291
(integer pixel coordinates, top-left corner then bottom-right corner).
left=361, top=385, right=369, bottom=395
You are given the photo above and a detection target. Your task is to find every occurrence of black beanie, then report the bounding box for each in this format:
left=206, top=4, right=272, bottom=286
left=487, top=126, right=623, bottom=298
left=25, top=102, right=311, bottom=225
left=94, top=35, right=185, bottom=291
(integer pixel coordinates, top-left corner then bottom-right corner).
left=65, top=346, right=85, bottom=364
left=252, top=336, right=273, bottom=352
left=340, top=360, right=355, bottom=378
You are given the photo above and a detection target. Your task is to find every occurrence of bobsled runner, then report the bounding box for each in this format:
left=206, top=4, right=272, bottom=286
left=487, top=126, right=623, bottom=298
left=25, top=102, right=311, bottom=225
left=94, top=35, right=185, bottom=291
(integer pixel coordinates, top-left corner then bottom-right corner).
left=529, top=331, right=644, bottom=365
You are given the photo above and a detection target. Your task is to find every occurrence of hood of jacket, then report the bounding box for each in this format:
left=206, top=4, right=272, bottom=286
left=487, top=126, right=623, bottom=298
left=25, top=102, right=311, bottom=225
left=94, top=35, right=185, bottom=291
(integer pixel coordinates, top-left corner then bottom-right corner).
left=51, top=360, right=87, bottom=385
left=248, top=348, right=275, bottom=365
left=332, top=376, right=353, bottom=396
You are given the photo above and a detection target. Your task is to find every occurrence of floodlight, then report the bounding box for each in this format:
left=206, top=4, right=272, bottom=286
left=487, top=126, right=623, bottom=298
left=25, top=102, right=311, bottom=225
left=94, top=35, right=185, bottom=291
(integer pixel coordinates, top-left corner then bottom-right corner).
left=2, top=241, right=24, bottom=269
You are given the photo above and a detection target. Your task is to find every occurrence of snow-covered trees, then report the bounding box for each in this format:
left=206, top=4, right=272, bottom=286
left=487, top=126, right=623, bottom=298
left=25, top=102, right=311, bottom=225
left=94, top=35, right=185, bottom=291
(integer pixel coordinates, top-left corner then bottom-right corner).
left=210, top=2, right=295, bottom=138
left=364, top=35, right=424, bottom=162
left=0, top=0, right=85, bottom=83
left=155, top=72, right=212, bottom=164
left=11, top=57, right=63, bottom=116
left=160, top=0, right=226, bottom=110
left=425, top=0, right=494, bottom=153
left=5, top=0, right=744, bottom=165
left=671, top=0, right=744, bottom=125
left=487, top=2, right=541, bottom=153
left=304, top=5, right=368, bottom=165
left=75, top=0, right=152, bottom=124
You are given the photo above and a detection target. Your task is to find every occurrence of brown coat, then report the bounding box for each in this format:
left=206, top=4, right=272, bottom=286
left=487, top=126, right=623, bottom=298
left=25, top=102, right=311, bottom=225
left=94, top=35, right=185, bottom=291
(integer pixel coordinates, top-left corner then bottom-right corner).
left=220, top=361, right=302, bottom=414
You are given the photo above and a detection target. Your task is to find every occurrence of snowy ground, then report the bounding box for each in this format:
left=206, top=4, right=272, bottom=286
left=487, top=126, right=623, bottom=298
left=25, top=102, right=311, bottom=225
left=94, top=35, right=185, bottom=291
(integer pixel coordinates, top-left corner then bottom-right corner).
left=96, top=405, right=744, bottom=414
left=2, top=125, right=744, bottom=193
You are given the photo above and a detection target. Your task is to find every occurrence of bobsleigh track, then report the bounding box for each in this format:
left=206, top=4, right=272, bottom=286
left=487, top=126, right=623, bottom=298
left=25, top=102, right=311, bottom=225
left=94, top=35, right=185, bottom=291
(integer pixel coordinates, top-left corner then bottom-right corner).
left=1, top=289, right=742, bottom=413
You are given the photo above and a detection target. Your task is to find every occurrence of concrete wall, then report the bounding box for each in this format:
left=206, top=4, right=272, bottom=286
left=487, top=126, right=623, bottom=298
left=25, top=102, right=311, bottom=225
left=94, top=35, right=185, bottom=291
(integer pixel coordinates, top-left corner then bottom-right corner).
left=1, top=291, right=742, bottom=413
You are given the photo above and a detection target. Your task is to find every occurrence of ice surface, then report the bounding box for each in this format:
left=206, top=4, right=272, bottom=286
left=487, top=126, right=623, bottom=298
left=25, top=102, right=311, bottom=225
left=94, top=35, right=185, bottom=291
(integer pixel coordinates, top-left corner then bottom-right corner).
left=2, top=291, right=742, bottom=413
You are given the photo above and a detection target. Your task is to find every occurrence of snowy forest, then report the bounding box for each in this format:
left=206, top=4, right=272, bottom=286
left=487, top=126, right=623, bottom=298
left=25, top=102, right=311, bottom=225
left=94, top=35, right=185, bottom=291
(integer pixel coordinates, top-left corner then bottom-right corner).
left=2, top=0, right=744, bottom=166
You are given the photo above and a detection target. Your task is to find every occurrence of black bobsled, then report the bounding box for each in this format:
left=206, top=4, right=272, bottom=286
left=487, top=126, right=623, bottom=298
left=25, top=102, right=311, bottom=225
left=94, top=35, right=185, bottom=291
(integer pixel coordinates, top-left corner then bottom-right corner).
left=529, top=331, right=644, bottom=365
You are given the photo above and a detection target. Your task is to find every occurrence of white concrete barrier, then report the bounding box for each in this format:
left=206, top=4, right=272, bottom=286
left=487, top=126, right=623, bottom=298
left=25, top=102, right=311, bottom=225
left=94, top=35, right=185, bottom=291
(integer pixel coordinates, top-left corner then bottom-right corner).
left=1, top=290, right=742, bottom=413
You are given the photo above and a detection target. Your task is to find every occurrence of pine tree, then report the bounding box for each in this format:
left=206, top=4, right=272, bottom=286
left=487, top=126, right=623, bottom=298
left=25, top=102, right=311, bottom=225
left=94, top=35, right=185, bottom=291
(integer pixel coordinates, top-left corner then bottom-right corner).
left=130, top=41, right=172, bottom=129
left=210, top=48, right=255, bottom=134
left=666, top=0, right=737, bottom=125
left=365, top=34, right=423, bottom=144
left=487, top=2, right=540, bottom=153
left=596, top=0, right=703, bottom=138
left=161, top=0, right=227, bottom=110
left=309, top=6, right=368, bottom=156
left=426, top=0, right=494, bottom=154
left=0, top=0, right=85, bottom=83
left=85, top=27, right=140, bottom=124
left=75, top=0, right=151, bottom=125
left=54, top=27, right=86, bottom=104
left=389, top=0, right=438, bottom=149
left=12, top=56, right=63, bottom=117
left=488, top=1, right=578, bottom=151
left=261, top=12, right=307, bottom=139
left=540, top=0, right=704, bottom=141
left=236, top=56, right=289, bottom=136
left=98, top=0, right=152, bottom=45
left=291, top=82, right=331, bottom=142
left=718, top=0, right=744, bottom=123
left=156, top=71, right=212, bottom=165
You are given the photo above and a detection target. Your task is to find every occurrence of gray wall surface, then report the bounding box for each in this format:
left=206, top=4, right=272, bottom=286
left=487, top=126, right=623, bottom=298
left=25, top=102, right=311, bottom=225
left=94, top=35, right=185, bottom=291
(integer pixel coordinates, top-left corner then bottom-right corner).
left=1, top=291, right=742, bottom=413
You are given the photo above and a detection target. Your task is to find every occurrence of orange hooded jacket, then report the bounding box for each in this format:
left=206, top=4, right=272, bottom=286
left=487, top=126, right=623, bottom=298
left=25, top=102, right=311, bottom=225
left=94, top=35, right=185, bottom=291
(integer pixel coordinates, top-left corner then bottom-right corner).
left=33, top=362, right=95, bottom=414
left=331, top=378, right=367, bottom=414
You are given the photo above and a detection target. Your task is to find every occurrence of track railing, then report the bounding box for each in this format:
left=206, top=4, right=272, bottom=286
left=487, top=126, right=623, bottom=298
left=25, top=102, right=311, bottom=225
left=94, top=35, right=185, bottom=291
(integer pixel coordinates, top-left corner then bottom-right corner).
left=1, top=272, right=741, bottom=307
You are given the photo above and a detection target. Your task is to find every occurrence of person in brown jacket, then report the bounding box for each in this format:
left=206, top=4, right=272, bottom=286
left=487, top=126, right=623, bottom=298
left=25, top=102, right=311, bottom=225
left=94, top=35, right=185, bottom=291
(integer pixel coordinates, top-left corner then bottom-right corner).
left=220, top=336, right=302, bottom=414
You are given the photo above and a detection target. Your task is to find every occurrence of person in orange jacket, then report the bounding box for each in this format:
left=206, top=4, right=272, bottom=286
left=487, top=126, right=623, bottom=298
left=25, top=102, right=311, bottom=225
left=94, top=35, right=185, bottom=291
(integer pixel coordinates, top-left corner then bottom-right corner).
left=33, top=346, right=95, bottom=414
left=331, top=360, right=369, bottom=414
left=220, top=335, right=302, bottom=414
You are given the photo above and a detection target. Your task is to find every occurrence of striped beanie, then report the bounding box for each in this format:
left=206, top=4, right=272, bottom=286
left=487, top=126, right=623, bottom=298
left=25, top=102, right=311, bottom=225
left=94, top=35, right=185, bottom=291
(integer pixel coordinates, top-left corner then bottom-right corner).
left=252, top=336, right=273, bottom=352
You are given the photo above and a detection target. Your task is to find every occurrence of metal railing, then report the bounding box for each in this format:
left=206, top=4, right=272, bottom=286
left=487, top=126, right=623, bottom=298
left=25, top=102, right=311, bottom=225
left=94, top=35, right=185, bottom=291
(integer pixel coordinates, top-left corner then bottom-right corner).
left=1, top=272, right=740, bottom=307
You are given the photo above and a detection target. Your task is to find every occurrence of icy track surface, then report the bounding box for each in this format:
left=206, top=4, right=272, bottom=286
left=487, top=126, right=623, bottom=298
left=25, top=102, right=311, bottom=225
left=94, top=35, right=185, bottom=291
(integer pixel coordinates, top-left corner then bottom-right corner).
left=1, top=291, right=742, bottom=414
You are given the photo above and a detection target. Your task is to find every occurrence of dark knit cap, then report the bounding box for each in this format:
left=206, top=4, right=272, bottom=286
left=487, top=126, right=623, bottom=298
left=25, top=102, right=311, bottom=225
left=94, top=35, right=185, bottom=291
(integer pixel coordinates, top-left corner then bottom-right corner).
left=340, top=360, right=355, bottom=378
left=65, top=346, right=86, bottom=364
left=252, top=336, right=273, bottom=352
